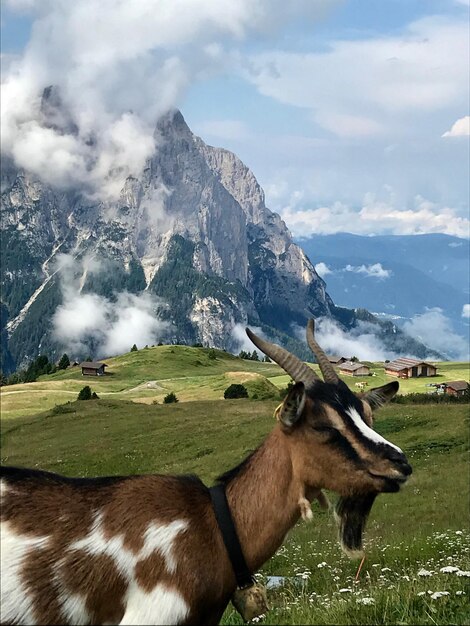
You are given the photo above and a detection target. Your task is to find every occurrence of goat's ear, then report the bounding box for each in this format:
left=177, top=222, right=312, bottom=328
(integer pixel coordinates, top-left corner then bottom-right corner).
left=364, top=381, right=399, bottom=410
left=276, top=382, right=306, bottom=428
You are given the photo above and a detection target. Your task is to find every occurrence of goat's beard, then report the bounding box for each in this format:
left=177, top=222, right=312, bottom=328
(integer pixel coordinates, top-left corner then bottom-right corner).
left=334, top=493, right=377, bottom=558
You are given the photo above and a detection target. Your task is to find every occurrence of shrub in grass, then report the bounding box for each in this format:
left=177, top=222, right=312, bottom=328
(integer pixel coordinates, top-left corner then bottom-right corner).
left=392, top=391, right=469, bottom=404
left=208, top=349, right=217, bottom=360
left=163, top=392, right=179, bottom=404
left=224, top=384, right=248, bottom=399
left=77, top=385, right=92, bottom=401
left=51, top=403, right=75, bottom=415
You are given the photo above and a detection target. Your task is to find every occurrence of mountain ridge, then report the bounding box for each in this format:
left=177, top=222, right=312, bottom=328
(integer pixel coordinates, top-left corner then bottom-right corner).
left=0, top=105, right=441, bottom=372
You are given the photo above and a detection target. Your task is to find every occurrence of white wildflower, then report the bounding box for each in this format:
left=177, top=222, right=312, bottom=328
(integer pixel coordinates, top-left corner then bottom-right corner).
left=456, top=591, right=465, bottom=596
left=339, top=588, right=352, bottom=593
left=456, top=570, right=470, bottom=577
left=440, top=566, right=460, bottom=573
left=455, top=531, right=463, bottom=535
left=418, top=568, right=433, bottom=577
left=356, top=597, right=375, bottom=605
left=417, top=591, right=426, bottom=597
left=317, top=562, right=327, bottom=568
left=402, top=575, right=410, bottom=581
left=430, top=591, right=450, bottom=600
left=381, top=567, right=391, bottom=572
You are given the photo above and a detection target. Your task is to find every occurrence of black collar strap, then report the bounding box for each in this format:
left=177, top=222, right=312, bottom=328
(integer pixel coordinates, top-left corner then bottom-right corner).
left=209, top=483, right=254, bottom=589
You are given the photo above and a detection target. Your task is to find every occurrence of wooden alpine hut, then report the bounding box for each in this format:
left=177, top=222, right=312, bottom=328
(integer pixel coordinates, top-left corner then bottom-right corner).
left=385, top=357, right=437, bottom=379
left=80, top=361, right=108, bottom=376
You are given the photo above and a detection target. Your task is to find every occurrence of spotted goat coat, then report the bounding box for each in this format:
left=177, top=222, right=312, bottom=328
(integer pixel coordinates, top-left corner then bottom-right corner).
left=1, top=467, right=242, bottom=625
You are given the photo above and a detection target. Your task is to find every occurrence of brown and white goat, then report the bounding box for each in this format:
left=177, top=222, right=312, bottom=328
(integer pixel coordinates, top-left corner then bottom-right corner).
left=1, top=320, right=411, bottom=626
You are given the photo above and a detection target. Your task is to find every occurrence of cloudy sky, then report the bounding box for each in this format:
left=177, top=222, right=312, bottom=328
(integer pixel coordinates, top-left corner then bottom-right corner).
left=1, top=0, right=469, bottom=237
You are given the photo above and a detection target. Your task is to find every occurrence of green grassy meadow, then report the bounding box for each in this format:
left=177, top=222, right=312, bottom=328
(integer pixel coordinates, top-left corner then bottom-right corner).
left=1, top=344, right=468, bottom=419
left=1, top=388, right=469, bottom=624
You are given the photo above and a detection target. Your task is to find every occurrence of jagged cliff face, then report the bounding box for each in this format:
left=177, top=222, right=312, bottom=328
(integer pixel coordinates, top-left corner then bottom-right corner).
left=1, top=109, right=334, bottom=369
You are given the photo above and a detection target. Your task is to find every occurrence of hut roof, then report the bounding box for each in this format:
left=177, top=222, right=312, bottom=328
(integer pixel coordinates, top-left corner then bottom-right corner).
left=79, top=361, right=108, bottom=369
left=339, top=361, right=369, bottom=372
left=327, top=355, right=345, bottom=364
left=385, top=357, right=435, bottom=372
left=445, top=380, right=469, bottom=391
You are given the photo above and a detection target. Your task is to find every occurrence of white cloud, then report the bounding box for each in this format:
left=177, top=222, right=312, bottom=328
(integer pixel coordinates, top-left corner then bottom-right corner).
left=280, top=192, right=470, bottom=238
left=1, top=0, right=339, bottom=200
left=245, top=15, right=469, bottom=137
left=442, top=115, right=470, bottom=137
left=314, top=317, right=397, bottom=361
left=52, top=254, right=170, bottom=358
left=403, top=308, right=469, bottom=360
left=232, top=322, right=265, bottom=358
left=314, top=262, right=332, bottom=278
left=462, top=304, right=470, bottom=318
left=344, top=263, right=392, bottom=279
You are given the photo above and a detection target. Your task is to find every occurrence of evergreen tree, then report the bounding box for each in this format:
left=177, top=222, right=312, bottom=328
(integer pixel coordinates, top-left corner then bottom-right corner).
left=130, top=344, right=138, bottom=352
left=58, top=353, right=70, bottom=370
left=24, top=355, right=52, bottom=383
left=163, top=392, right=178, bottom=404
left=251, top=350, right=259, bottom=362
left=77, top=385, right=92, bottom=401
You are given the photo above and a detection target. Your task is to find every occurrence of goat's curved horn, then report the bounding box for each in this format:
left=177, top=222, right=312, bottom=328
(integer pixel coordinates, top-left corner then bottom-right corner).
left=306, top=319, right=339, bottom=384
left=246, top=328, right=319, bottom=388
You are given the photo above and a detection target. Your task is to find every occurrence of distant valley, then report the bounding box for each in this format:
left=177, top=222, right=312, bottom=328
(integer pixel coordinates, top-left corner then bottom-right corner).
left=298, top=233, right=470, bottom=345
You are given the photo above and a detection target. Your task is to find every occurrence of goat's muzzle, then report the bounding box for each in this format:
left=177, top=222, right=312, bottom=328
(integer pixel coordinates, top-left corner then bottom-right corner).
left=369, top=449, right=412, bottom=493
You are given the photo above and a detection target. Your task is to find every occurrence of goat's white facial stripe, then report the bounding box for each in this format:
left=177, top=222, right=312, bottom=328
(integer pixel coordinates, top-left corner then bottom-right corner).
left=346, top=406, right=403, bottom=453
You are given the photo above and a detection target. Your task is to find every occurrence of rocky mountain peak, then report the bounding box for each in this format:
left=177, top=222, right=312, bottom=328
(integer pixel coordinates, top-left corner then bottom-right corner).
left=0, top=109, right=435, bottom=371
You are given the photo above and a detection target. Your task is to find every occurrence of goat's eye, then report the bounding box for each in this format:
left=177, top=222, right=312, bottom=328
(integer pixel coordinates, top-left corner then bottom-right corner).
left=312, top=425, right=337, bottom=434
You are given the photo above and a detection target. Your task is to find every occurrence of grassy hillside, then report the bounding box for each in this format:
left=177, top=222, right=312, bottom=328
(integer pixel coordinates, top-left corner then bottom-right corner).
left=1, top=398, right=468, bottom=624
left=1, top=344, right=468, bottom=420
left=0, top=346, right=284, bottom=419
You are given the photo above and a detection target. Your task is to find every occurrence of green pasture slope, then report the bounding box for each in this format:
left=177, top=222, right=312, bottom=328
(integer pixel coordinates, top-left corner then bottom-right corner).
left=1, top=396, right=468, bottom=625
left=1, top=344, right=469, bottom=420
left=0, top=346, right=284, bottom=419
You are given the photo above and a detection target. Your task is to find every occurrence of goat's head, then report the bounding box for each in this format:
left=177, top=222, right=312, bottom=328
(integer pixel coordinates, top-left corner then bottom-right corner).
left=247, top=319, right=412, bottom=556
